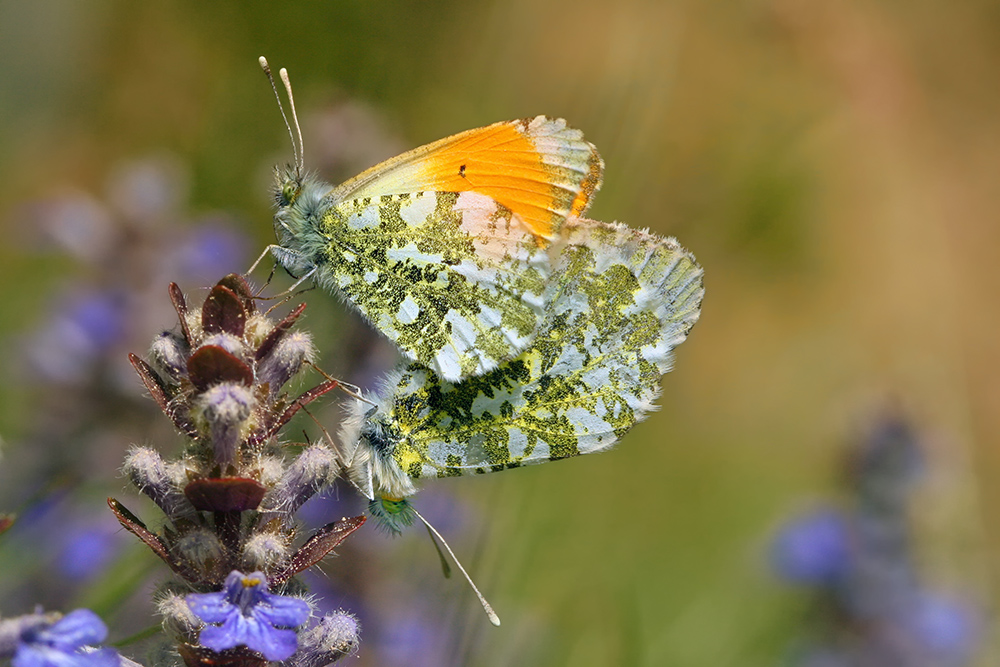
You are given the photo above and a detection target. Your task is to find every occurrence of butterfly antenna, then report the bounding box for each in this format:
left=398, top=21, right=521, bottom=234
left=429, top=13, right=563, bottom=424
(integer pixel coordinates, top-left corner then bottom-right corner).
left=411, top=507, right=501, bottom=627
left=279, top=66, right=305, bottom=177
left=303, top=360, right=378, bottom=410
left=259, top=56, right=301, bottom=175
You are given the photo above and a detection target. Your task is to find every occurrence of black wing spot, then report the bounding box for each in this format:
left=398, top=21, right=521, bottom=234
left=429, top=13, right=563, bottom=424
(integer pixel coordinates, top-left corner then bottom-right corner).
left=458, top=164, right=467, bottom=178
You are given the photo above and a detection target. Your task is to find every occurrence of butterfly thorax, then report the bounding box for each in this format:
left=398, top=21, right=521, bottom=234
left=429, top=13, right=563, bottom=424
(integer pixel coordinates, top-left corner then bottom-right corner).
left=271, top=167, right=334, bottom=278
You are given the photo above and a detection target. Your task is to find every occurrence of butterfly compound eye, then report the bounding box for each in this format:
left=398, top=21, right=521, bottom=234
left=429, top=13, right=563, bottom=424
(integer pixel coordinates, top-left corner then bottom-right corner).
left=280, top=181, right=298, bottom=206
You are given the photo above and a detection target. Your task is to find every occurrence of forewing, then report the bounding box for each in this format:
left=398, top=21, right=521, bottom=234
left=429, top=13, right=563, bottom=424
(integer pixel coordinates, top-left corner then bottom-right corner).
left=327, top=117, right=603, bottom=239
left=318, top=190, right=551, bottom=381
left=357, top=219, right=704, bottom=483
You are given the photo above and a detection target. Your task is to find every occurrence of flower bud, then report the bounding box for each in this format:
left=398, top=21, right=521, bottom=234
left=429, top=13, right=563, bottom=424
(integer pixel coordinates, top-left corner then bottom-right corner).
left=259, top=444, right=338, bottom=524
left=147, top=332, right=188, bottom=384
left=293, top=612, right=361, bottom=667
left=243, top=313, right=273, bottom=347
left=242, top=531, right=291, bottom=571
left=173, top=528, right=225, bottom=575
left=122, top=447, right=196, bottom=521
left=156, top=590, right=202, bottom=638
left=255, top=455, right=287, bottom=488
left=200, top=332, right=245, bottom=358
left=192, top=382, right=255, bottom=467
left=257, top=331, right=313, bottom=394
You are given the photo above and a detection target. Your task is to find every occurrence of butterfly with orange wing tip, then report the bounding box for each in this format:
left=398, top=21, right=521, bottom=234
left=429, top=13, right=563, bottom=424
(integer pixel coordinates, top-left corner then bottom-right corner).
left=256, top=59, right=703, bottom=628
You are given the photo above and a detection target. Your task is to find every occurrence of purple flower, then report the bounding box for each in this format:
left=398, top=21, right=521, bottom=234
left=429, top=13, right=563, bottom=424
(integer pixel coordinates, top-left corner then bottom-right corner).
left=65, top=292, right=127, bottom=351
left=771, top=509, right=852, bottom=585
left=13, top=609, right=119, bottom=667
left=172, top=224, right=248, bottom=283
left=57, top=521, right=120, bottom=580
left=27, top=289, right=127, bottom=384
left=187, top=570, right=311, bottom=661
left=904, top=593, right=977, bottom=659
left=377, top=603, right=447, bottom=667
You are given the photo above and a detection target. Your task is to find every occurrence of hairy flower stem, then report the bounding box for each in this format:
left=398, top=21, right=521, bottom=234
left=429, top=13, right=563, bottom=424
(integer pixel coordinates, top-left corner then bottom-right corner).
left=215, top=511, right=242, bottom=559
left=110, top=274, right=366, bottom=663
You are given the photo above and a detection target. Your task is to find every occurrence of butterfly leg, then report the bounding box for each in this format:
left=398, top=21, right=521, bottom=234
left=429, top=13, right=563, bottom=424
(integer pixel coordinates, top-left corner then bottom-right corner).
left=246, top=243, right=282, bottom=276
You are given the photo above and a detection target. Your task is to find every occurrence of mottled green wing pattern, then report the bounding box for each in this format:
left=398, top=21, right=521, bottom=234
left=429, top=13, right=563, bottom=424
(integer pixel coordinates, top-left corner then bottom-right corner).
left=314, top=190, right=550, bottom=382
left=341, top=219, right=703, bottom=499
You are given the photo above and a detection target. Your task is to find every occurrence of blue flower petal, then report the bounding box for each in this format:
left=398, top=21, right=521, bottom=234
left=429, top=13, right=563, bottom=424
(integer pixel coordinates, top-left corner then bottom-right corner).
left=189, top=570, right=309, bottom=661
left=177, top=226, right=248, bottom=283
left=66, top=292, right=126, bottom=351
left=42, top=610, right=108, bottom=649
left=222, top=570, right=246, bottom=593
left=14, top=646, right=78, bottom=667
left=13, top=609, right=118, bottom=667
left=906, top=593, right=976, bottom=657
left=58, top=526, right=119, bottom=580
left=73, top=648, right=120, bottom=667
left=199, top=611, right=248, bottom=653
left=255, top=595, right=311, bottom=628
left=187, top=592, right=235, bottom=624
left=771, top=509, right=852, bottom=585
left=243, top=620, right=298, bottom=662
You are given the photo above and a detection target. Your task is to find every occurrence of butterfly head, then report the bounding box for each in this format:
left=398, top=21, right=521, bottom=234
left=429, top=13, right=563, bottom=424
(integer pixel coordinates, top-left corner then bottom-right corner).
left=274, top=164, right=303, bottom=209
left=270, top=166, right=330, bottom=277
left=260, top=56, right=321, bottom=270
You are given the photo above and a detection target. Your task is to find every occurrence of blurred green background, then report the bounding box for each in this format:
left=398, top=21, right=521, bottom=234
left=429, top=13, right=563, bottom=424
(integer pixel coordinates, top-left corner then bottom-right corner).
left=1, top=1, right=997, bottom=665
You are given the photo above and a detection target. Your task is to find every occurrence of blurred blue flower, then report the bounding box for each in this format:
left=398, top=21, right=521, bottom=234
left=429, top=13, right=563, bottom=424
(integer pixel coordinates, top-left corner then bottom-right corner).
left=27, top=289, right=127, bottom=384
left=378, top=605, right=446, bottom=667
left=56, top=521, right=120, bottom=580
left=187, top=570, right=310, bottom=661
left=66, top=291, right=126, bottom=351
left=106, top=155, right=186, bottom=224
left=771, top=509, right=852, bottom=585
left=173, top=223, right=248, bottom=284
left=852, top=416, right=924, bottom=505
left=32, top=193, right=115, bottom=264
left=13, top=609, right=118, bottom=667
left=773, top=415, right=981, bottom=666
left=905, top=593, right=976, bottom=659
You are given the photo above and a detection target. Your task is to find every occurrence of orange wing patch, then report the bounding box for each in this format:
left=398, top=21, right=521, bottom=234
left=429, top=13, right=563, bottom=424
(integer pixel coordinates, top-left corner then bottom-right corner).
left=329, top=117, right=604, bottom=239
left=412, top=119, right=602, bottom=238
